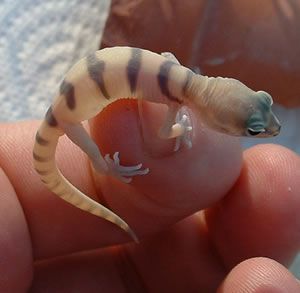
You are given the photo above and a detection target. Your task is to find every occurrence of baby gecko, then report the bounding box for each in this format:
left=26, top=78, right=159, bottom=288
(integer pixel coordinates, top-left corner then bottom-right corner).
left=33, top=46, right=281, bottom=242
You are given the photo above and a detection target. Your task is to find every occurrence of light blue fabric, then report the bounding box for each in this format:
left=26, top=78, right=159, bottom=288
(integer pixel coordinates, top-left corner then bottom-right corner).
left=0, top=0, right=110, bottom=121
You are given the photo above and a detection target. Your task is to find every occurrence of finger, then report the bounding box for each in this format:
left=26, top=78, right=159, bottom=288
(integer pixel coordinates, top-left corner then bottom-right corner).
left=218, top=257, right=300, bottom=292
left=0, top=99, right=242, bottom=259
left=31, top=247, right=129, bottom=292
left=31, top=215, right=300, bottom=292
left=32, top=214, right=225, bottom=292
left=90, top=99, right=242, bottom=237
left=206, top=144, right=300, bottom=269
left=0, top=121, right=106, bottom=259
left=0, top=168, right=32, bottom=292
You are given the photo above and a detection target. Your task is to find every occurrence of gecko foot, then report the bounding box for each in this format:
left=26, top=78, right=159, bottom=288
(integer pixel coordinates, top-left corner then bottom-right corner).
left=173, top=112, right=193, bottom=152
left=104, top=152, right=149, bottom=183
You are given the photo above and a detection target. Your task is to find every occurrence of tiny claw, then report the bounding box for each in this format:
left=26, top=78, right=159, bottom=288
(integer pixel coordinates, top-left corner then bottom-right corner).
left=120, top=177, right=132, bottom=184
left=181, top=114, right=188, bottom=122
left=185, top=139, right=192, bottom=149
left=113, top=152, right=120, bottom=164
left=174, top=139, right=180, bottom=152
left=117, top=163, right=143, bottom=172
left=104, top=154, right=112, bottom=163
left=127, top=168, right=150, bottom=176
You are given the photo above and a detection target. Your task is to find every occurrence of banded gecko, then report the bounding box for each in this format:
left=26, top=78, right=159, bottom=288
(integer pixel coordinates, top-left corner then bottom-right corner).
left=33, top=46, right=281, bottom=242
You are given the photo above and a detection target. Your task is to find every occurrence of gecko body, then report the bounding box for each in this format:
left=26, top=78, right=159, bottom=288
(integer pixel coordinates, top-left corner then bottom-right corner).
left=33, top=46, right=281, bottom=242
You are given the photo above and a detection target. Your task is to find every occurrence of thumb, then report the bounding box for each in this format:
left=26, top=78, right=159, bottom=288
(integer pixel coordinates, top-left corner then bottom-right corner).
left=90, top=99, right=242, bottom=238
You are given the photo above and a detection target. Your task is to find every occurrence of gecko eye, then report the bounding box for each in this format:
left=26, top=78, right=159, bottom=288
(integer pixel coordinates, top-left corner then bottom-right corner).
left=246, top=128, right=265, bottom=136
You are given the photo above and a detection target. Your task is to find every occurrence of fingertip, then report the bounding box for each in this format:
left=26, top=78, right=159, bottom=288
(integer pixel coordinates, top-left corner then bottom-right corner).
left=206, top=143, right=300, bottom=268
left=243, top=143, right=300, bottom=189
left=90, top=99, right=243, bottom=237
left=218, top=257, right=300, bottom=293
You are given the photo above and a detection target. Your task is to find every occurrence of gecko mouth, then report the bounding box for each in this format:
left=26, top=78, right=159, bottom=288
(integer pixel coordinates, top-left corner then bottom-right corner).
left=260, top=125, right=281, bottom=137
left=268, top=124, right=281, bottom=136
left=246, top=124, right=281, bottom=137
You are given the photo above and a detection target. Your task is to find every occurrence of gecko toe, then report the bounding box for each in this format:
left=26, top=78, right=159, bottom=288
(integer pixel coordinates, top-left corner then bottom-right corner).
left=104, top=152, right=149, bottom=183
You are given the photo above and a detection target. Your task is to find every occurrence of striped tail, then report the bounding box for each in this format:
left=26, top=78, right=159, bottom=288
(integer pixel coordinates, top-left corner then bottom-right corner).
left=33, top=118, right=139, bottom=243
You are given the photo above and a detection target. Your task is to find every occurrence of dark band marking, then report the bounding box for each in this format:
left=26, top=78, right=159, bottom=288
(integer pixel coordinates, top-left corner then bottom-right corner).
left=35, top=168, right=51, bottom=176
left=182, top=69, right=194, bottom=96
left=41, top=179, right=50, bottom=184
left=60, top=80, right=75, bottom=110
left=58, top=190, right=70, bottom=198
left=73, top=197, right=84, bottom=207
left=45, top=107, right=58, bottom=127
left=86, top=53, right=110, bottom=99
left=65, top=191, right=82, bottom=206
left=36, top=132, right=49, bottom=146
left=158, top=61, right=182, bottom=104
left=114, top=217, right=126, bottom=227
left=127, top=48, right=142, bottom=93
left=50, top=180, right=61, bottom=191
left=33, top=152, right=50, bottom=162
left=86, top=205, right=97, bottom=214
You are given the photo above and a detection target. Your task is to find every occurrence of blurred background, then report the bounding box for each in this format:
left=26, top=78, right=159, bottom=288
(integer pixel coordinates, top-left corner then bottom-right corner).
left=0, top=0, right=299, bottom=277
left=0, top=0, right=110, bottom=121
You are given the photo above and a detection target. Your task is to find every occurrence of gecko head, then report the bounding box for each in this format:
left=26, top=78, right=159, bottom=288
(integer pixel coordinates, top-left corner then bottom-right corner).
left=191, top=77, right=281, bottom=138
left=244, top=91, right=281, bottom=138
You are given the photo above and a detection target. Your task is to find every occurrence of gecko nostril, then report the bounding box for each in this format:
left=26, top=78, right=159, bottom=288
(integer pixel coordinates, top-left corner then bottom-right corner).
left=273, top=124, right=281, bottom=136
left=276, top=123, right=281, bottom=132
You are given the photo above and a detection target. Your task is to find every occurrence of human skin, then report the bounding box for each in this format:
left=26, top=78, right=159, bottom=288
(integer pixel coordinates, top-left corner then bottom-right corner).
left=0, top=99, right=299, bottom=292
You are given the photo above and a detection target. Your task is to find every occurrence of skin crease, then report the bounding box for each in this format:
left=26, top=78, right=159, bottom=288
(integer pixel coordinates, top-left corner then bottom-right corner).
left=0, top=100, right=299, bottom=292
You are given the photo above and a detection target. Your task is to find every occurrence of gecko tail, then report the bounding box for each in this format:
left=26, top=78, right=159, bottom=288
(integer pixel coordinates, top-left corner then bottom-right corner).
left=33, top=119, right=139, bottom=243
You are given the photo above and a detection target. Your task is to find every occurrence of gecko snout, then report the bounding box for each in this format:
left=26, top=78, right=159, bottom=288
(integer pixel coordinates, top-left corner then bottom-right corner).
left=267, top=110, right=281, bottom=136
left=260, top=112, right=281, bottom=137
left=266, top=120, right=281, bottom=136
left=265, top=123, right=281, bottom=137
left=246, top=108, right=281, bottom=138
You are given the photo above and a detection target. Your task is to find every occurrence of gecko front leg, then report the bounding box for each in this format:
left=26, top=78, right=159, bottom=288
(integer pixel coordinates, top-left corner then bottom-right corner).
left=158, top=104, right=193, bottom=151
left=174, top=109, right=193, bottom=151
left=60, top=122, right=149, bottom=183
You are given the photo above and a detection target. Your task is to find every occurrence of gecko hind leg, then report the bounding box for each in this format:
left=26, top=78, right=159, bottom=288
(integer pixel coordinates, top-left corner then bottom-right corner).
left=104, top=152, right=149, bottom=183
left=159, top=105, right=193, bottom=152
left=60, top=122, right=149, bottom=183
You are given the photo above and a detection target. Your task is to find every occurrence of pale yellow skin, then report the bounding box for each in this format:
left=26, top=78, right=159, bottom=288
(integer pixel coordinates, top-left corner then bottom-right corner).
left=33, top=46, right=281, bottom=242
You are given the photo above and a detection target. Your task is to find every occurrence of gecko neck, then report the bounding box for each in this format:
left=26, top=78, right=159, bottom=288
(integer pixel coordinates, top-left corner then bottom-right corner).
left=186, top=74, right=211, bottom=105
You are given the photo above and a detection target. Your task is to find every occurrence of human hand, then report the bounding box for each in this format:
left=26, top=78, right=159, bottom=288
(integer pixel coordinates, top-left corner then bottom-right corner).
left=0, top=100, right=299, bottom=292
